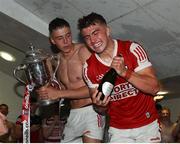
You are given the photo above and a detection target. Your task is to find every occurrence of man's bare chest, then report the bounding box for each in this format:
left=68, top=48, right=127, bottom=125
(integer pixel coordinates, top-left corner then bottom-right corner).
left=57, top=59, right=83, bottom=85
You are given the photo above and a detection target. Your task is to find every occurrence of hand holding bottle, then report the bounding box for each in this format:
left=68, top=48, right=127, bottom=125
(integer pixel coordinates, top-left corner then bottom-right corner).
left=97, top=68, right=117, bottom=100
left=96, top=55, right=125, bottom=101
left=111, top=55, right=127, bottom=77
left=92, top=87, right=111, bottom=107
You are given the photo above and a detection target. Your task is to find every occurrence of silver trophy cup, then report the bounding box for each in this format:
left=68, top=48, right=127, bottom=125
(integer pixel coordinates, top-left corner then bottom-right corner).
left=13, top=44, right=60, bottom=105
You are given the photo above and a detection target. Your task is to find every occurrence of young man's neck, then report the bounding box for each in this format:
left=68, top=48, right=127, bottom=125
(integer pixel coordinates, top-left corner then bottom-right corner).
left=99, top=38, right=115, bottom=62
left=62, top=43, right=75, bottom=58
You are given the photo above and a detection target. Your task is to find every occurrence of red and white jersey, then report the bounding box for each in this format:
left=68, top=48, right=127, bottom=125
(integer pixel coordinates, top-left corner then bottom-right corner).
left=83, top=39, right=158, bottom=129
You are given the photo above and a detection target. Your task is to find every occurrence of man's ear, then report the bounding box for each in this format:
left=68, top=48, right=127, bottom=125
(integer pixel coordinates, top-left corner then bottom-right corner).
left=106, top=26, right=111, bottom=36
left=49, top=37, right=55, bottom=45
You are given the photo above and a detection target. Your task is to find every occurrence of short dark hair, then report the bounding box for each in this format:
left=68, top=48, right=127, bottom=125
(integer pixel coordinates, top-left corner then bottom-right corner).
left=49, top=18, right=70, bottom=34
left=0, top=104, right=8, bottom=109
left=78, top=12, right=107, bottom=31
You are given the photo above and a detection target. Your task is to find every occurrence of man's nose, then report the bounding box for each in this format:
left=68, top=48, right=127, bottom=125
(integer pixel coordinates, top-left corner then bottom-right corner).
left=90, top=36, right=96, bottom=43
left=63, top=37, right=68, bottom=44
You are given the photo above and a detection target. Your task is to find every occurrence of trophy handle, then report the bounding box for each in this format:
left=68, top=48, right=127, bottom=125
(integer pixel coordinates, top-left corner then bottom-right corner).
left=51, top=54, right=60, bottom=79
left=13, top=64, right=27, bottom=85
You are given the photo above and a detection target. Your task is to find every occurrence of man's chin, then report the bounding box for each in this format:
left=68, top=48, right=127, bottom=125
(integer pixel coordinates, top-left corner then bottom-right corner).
left=96, top=49, right=104, bottom=54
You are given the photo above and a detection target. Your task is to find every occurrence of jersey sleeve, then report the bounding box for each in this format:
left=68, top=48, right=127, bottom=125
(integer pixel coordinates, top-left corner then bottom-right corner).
left=129, top=42, right=152, bottom=72
left=83, top=62, right=98, bottom=89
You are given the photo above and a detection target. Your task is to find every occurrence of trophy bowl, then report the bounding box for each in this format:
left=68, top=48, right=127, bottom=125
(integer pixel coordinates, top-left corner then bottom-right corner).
left=13, top=44, right=60, bottom=106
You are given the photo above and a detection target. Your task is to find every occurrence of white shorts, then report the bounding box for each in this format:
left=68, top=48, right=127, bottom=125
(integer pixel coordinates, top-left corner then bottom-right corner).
left=108, top=119, right=161, bottom=143
left=61, top=105, right=105, bottom=143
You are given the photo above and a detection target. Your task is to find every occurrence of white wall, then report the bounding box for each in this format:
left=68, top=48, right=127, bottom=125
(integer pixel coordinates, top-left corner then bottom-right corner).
left=0, top=71, right=23, bottom=122
left=0, top=0, right=48, bottom=36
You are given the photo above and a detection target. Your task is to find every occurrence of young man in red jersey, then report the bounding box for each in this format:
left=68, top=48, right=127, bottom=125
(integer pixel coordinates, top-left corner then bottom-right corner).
left=78, top=12, right=161, bottom=143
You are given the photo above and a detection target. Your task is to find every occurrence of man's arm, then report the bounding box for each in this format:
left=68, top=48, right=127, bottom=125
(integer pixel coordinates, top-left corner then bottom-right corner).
left=14, top=124, right=22, bottom=139
left=37, top=85, right=90, bottom=100
left=78, top=43, right=92, bottom=63
left=172, top=115, right=180, bottom=137
left=111, top=56, right=160, bottom=96
left=122, top=66, right=160, bottom=95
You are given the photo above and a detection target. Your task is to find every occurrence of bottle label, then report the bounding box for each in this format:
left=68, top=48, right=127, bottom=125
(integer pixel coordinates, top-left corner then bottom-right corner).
left=102, top=82, right=114, bottom=97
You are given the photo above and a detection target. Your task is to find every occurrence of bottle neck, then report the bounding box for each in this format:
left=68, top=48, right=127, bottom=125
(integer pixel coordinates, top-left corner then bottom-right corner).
left=109, top=68, right=117, bottom=76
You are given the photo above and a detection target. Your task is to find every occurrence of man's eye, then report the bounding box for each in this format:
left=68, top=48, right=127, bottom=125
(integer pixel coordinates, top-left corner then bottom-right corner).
left=84, top=36, right=90, bottom=40
left=94, top=31, right=98, bottom=35
left=58, top=37, right=63, bottom=40
left=66, top=34, right=70, bottom=38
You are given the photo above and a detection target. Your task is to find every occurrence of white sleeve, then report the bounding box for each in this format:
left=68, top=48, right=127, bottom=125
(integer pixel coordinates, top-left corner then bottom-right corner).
left=83, top=62, right=98, bottom=89
left=130, top=42, right=152, bottom=72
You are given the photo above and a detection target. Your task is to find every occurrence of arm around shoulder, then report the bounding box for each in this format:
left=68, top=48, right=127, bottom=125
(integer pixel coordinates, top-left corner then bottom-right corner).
left=78, top=43, right=92, bottom=63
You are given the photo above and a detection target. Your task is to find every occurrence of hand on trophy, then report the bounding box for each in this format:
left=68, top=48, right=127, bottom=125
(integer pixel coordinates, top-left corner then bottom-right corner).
left=13, top=44, right=61, bottom=106
left=36, top=85, right=60, bottom=101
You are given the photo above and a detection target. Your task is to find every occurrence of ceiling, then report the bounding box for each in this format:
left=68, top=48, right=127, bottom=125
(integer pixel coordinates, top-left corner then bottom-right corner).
left=0, top=0, right=180, bottom=99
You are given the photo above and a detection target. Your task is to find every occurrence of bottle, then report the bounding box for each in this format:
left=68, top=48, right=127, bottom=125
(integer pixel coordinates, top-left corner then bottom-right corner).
left=98, top=68, right=117, bottom=100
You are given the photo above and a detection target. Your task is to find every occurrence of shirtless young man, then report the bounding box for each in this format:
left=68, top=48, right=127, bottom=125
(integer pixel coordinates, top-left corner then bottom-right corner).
left=37, top=18, right=104, bottom=143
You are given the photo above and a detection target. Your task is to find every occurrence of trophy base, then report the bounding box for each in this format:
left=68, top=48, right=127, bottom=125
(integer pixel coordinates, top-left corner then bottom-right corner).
left=38, top=99, right=58, bottom=106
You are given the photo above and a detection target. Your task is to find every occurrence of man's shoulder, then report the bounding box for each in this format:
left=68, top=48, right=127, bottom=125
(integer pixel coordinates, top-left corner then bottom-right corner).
left=74, top=42, right=91, bottom=62
left=86, top=53, right=96, bottom=65
left=116, top=39, right=133, bottom=48
left=73, top=43, right=87, bottom=54
left=74, top=42, right=87, bottom=49
left=75, top=42, right=90, bottom=51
